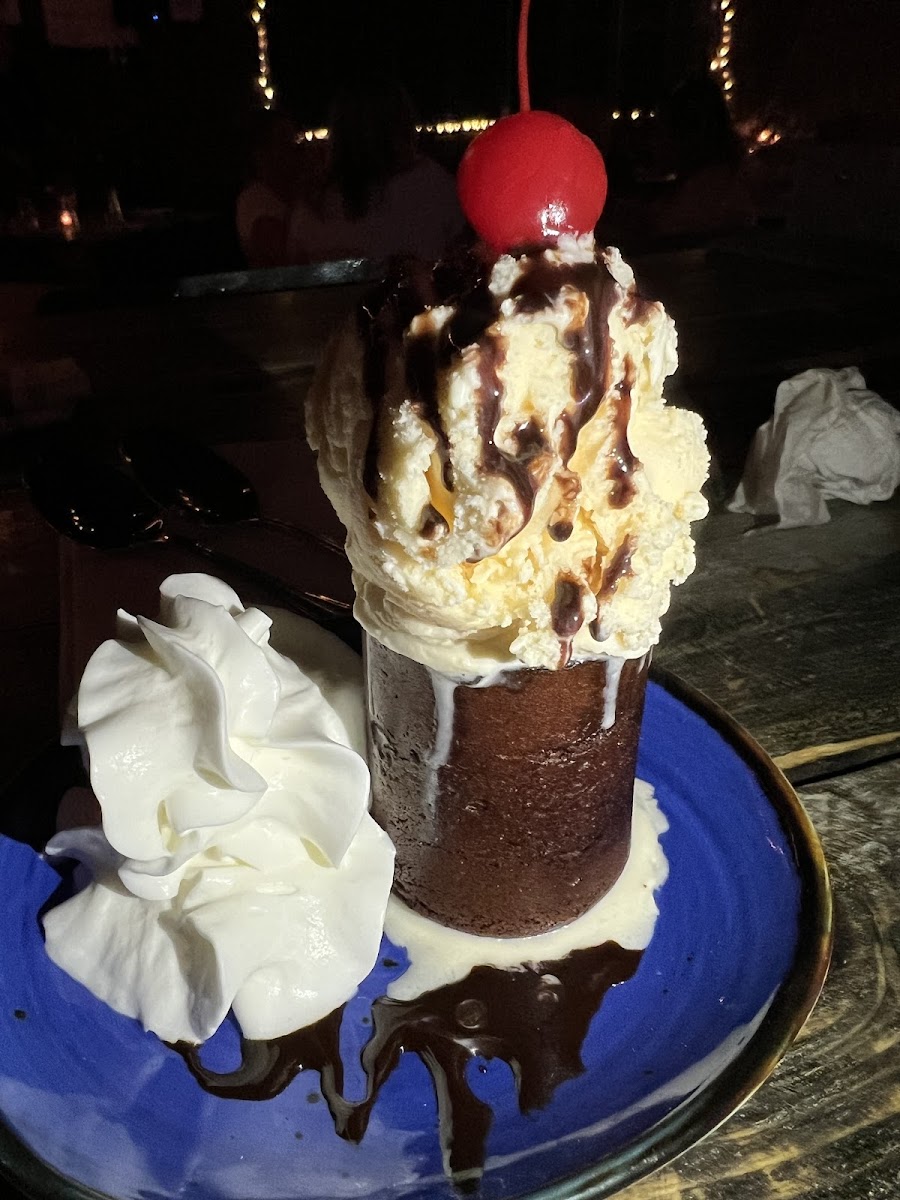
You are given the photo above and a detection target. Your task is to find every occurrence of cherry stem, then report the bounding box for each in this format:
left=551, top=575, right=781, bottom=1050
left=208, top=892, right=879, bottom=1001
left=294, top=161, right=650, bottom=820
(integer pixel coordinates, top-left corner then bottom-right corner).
left=518, top=0, right=531, bottom=112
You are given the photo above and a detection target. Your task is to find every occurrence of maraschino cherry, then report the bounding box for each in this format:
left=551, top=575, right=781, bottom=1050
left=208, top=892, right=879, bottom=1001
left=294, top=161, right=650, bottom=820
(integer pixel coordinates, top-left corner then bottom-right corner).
left=457, top=0, right=608, bottom=254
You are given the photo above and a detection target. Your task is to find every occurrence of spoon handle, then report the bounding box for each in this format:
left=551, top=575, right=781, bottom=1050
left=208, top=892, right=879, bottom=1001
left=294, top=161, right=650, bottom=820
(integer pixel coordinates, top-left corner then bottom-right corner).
left=169, top=533, right=352, bottom=625
left=252, top=515, right=345, bottom=556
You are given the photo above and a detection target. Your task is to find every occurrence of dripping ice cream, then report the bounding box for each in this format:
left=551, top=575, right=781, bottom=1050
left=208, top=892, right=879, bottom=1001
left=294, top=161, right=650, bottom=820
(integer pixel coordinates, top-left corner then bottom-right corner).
left=307, top=234, right=708, bottom=937
left=43, top=574, right=395, bottom=1045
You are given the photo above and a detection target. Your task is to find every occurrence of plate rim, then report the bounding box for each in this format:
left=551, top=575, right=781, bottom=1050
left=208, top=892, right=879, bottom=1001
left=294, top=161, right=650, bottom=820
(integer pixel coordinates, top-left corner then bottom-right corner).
left=523, top=666, right=834, bottom=1200
left=0, top=668, right=834, bottom=1200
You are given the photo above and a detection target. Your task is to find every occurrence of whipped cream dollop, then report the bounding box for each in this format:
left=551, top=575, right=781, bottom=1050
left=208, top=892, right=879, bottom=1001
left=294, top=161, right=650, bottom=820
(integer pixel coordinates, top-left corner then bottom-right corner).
left=43, top=574, right=394, bottom=1045
left=307, top=234, right=708, bottom=677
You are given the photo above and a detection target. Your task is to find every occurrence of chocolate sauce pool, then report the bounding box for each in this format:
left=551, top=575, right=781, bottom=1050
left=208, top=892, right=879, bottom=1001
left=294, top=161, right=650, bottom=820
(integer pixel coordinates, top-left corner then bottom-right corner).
left=173, top=941, right=642, bottom=1189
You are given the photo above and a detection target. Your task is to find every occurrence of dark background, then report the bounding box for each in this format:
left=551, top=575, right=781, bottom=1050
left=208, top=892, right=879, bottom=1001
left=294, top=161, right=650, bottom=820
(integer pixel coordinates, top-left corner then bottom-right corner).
left=1, top=0, right=899, bottom=277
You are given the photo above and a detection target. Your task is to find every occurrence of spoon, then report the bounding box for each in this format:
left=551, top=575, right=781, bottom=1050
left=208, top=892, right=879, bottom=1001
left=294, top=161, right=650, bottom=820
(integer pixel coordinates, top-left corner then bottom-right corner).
left=24, top=454, right=356, bottom=642
left=119, top=429, right=344, bottom=555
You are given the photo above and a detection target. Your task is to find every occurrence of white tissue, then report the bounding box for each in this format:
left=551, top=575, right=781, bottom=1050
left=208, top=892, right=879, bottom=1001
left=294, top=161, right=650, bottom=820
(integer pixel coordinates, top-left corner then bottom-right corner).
left=729, top=367, right=900, bottom=528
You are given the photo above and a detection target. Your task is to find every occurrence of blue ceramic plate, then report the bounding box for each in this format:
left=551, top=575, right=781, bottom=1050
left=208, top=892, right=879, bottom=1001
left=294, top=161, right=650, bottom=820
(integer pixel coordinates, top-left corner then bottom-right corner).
left=0, top=672, right=832, bottom=1200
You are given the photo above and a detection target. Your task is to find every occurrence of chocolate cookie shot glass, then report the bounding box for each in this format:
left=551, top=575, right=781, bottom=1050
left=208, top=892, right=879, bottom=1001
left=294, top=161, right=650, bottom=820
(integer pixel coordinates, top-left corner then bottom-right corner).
left=366, top=637, right=649, bottom=936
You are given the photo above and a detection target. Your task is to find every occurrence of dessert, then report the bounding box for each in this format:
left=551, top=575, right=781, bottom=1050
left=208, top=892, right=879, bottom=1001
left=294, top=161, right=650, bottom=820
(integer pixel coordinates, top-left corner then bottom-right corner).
left=306, top=236, right=708, bottom=935
left=38, top=8, right=705, bottom=1176
left=307, top=0, right=705, bottom=936
left=43, top=573, right=394, bottom=1044
left=38, top=570, right=666, bottom=1191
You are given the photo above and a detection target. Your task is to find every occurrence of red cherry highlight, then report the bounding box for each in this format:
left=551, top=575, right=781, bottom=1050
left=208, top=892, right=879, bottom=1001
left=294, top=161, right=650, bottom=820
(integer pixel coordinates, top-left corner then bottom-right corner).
left=457, top=111, right=608, bottom=254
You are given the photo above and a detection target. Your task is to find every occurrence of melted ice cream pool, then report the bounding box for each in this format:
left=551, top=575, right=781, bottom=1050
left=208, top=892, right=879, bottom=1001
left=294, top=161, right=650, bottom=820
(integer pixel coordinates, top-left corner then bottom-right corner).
left=43, top=574, right=395, bottom=1045
left=385, top=778, right=668, bottom=1000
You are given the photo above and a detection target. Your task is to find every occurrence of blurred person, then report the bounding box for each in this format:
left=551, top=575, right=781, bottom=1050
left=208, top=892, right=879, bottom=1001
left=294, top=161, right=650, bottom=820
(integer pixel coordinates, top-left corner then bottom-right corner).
left=236, top=108, right=301, bottom=268
left=288, top=75, right=465, bottom=264
left=645, top=74, right=756, bottom=243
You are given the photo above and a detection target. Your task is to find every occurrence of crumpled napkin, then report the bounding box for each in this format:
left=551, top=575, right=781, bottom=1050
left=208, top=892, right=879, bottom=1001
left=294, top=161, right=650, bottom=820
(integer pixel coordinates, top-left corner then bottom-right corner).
left=729, top=367, right=900, bottom=527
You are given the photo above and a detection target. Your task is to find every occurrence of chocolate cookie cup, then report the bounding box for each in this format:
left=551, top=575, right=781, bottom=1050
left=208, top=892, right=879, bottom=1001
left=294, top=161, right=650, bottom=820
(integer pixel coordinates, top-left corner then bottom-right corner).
left=365, top=634, right=650, bottom=937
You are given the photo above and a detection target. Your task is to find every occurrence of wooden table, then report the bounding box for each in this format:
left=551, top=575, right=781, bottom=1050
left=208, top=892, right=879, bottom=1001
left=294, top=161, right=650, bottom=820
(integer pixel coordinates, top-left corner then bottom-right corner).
left=2, top=231, right=900, bottom=1197
left=623, top=498, right=900, bottom=1198
left=3, top=229, right=899, bottom=475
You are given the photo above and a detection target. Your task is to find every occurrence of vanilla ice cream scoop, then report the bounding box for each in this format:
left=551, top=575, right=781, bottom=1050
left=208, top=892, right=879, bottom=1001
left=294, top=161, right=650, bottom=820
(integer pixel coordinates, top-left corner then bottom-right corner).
left=43, top=574, right=394, bottom=1044
left=307, top=235, right=708, bottom=676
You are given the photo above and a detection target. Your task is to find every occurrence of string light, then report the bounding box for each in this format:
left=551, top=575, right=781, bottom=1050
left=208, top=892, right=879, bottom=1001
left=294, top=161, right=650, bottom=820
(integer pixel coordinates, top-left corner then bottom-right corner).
left=420, top=117, right=496, bottom=136
left=293, top=116, right=499, bottom=142
left=711, top=0, right=736, bottom=103
left=247, top=13, right=666, bottom=135
left=250, top=0, right=272, bottom=110
left=612, top=109, right=654, bottom=123
left=292, top=109, right=658, bottom=145
left=746, top=125, right=782, bottom=154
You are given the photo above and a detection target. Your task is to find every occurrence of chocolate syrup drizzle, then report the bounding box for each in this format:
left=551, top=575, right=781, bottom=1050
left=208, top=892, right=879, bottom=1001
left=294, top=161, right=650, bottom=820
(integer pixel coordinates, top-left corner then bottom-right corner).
left=173, top=942, right=642, bottom=1190
left=358, top=253, right=649, bottom=657
left=468, top=330, right=554, bottom=557
left=548, top=519, right=574, bottom=542
left=512, top=261, right=618, bottom=471
left=359, top=256, right=490, bottom=503
left=551, top=575, right=585, bottom=667
left=608, top=360, right=638, bottom=510
left=420, top=503, right=450, bottom=539
left=358, top=252, right=644, bottom=525
left=589, top=535, right=637, bottom=641
left=406, top=328, right=455, bottom=491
